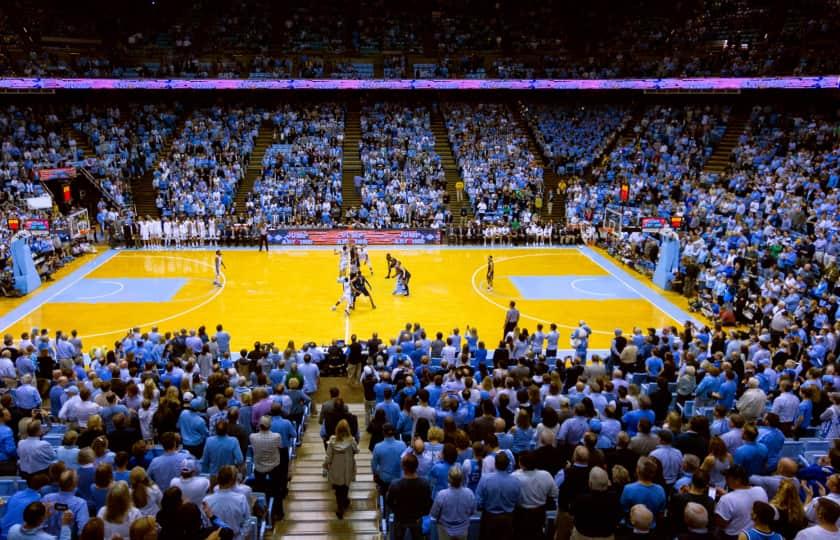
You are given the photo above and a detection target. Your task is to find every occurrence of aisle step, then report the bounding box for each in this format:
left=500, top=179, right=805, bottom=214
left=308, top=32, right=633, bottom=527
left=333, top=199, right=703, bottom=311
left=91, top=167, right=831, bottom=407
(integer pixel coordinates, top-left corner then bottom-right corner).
left=283, top=510, right=379, bottom=522
left=273, top=521, right=380, bottom=535
left=287, top=489, right=373, bottom=501
left=288, top=481, right=376, bottom=492
left=284, top=499, right=377, bottom=512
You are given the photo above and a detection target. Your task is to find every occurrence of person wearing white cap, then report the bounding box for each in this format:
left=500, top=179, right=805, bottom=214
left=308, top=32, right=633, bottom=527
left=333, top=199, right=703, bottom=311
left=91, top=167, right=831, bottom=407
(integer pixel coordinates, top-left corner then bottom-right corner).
left=170, top=457, right=210, bottom=506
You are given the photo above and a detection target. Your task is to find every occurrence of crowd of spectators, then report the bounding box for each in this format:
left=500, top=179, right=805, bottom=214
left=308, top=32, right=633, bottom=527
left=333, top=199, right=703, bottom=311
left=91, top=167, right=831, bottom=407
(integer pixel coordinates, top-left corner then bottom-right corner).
left=3, top=1, right=840, bottom=80
left=246, top=104, right=344, bottom=227
left=152, top=106, right=261, bottom=218
left=1, top=309, right=839, bottom=540
left=443, top=102, right=544, bottom=225
left=70, top=105, right=180, bottom=208
left=350, top=103, right=447, bottom=228
left=523, top=104, right=630, bottom=176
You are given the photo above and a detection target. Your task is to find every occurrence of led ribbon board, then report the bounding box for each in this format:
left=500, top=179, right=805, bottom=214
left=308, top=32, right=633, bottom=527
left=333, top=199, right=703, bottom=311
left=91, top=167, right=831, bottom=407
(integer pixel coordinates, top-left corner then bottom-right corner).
left=0, top=76, right=837, bottom=90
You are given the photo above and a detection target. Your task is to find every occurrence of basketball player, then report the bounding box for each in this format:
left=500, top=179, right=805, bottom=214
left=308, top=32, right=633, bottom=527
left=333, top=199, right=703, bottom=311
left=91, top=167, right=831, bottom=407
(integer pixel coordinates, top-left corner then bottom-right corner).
left=213, top=250, right=226, bottom=287
left=486, top=255, right=494, bottom=291
left=351, top=270, right=376, bottom=309
left=385, top=253, right=398, bottom=278
left=162, top=218, right=173, bottom=248
left=331, top=275, right=353, bottom=315
left=337, top=246, right=349, bottom=277
left=358, top=246, right=373, bottom=275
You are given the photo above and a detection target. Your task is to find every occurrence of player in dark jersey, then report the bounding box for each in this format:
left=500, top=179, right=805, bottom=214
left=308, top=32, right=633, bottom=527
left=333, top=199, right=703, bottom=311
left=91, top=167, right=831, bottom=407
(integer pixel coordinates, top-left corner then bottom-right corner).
left=486, top=255, right=494, bottom=291
left=351, top=270, right=376, bottom=309
left=385, top=253, right=398, bottom=278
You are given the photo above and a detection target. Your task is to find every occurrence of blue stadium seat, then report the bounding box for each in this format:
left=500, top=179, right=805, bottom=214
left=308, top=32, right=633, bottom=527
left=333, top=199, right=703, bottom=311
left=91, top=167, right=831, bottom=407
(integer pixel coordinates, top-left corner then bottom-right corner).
left=780, top=441, right=804, bottom=459
left=0, top=478, right=18, bottom=496
left=802, top=451, right=826, bottom=466
left=803, top=440, right=830, bottom=453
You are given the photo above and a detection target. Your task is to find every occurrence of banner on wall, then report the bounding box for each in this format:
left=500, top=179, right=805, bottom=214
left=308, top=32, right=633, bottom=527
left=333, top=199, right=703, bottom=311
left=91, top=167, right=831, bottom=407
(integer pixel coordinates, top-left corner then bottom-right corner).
left=38, top=167, right=77, bottom=181
left=267, top=228, right=441, bottom=245
left=23, top=219, right=50, bottom=235
left=641, top=217, right=670, bottom=233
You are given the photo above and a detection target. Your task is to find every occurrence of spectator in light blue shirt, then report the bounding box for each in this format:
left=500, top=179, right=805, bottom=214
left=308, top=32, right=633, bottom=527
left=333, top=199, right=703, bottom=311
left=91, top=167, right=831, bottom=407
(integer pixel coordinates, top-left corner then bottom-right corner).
left=430, top=467, right=476, bottom=540
left=648, top=430, right=684, bottom=486
left=17, top=422, right=55, bottom=477
left=619, top=457, right=666, bottom=528
left=375, top=389, right=401, bottom=427
left=0, top=412, right=17, bottom=469
left=557, top=404, right=589, bottom=446
left=201, top=421, right=244, bottom=476
left=215, top=325, right=231, bottom=355
left=622, top=396, right=656, bottom=436
left=148, top=432, right=188, bottom=490
left=758, top=413, right=786, bottom=472
left=49, top=378, right=69, bottom=419
left=177, top=402, right=209, bottom=458
left=298, top=355, right=320, bottom=395
left=371, top=424, right=406, bottom=494
left=268, top=404, right=296, bottom=448
left=12, top=376, right=41, bottom=413
left=1, top=474, right=48, bottom=540
left=475, top=452, right=520, bottom=537
left=8, top=502, right=72, bottom=540
left=733, top=424, right=768, bottom=476
left=41, top=471, right=89, bottom=538
left=427, top=444, right=459, bottom=498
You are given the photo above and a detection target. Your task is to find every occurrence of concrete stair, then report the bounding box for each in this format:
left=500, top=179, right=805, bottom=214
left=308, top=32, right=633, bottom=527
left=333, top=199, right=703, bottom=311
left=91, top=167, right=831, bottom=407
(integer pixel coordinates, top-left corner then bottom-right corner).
left=132, top=116, right=187, bottom=218
left=341, top=106, right=362, bottom=220
left=703, top=112, right=748, bottom=174
left=509, top=104, right=563, bottom=224
left=273, top=403, right=379, bottom=540
left=235, top=122, right=273, bottom=214
left=431, top=109, right=469, bottom=224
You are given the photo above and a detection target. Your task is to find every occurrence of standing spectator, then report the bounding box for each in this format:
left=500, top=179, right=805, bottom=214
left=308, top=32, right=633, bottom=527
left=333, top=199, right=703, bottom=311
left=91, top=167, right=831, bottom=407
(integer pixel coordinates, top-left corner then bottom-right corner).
left=503, top=301, right=520, bottom=339
left=570, top=467, right=622, bottom=540
left=18, top=421, right=55, bottom=478
left=511, top=451, right=557, bottom=539
left=1, top=474, right=49, bottom=540
left=650, top=430, right=684, bottom=488
left=737, top=501, right=783, bottom=540
left=42, top=470, right=89, bottom=538
left=169, top=459, right=209, bottom=506
left=250, top=416, right=286, bottom=521
left=475, top=452, right=520, bottom=540
left=430, top=467, right=476, bottom=540
left=202, top=466, right=250, bottom=540
left=387, top=454, right=433, bottom=540
left=620, top=457, right=667, bottom=528
left=147, top=433, right=184, bottom=491
left=794, top=499, right=840, bottom=540
left=734, top=425, right=768, bottom=477
left=201, top=421, right=243, bottom=476
left=716, top=465, right=769, bottom=540
left=323, top=419, right=358, bottom=520
left=371, top=424, right=406, bottom=495
left=8, top=502, right=73, bottom=540
left=97, top=482, right=143, bottom=540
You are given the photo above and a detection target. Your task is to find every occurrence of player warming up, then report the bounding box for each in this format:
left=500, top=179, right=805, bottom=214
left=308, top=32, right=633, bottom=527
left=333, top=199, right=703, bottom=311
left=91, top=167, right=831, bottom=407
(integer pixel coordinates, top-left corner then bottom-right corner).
left=486, top=255, right=495, bottom=291
left=213, top=250, right=226, bottom=287
left=385, top=253, right=398, bottom=278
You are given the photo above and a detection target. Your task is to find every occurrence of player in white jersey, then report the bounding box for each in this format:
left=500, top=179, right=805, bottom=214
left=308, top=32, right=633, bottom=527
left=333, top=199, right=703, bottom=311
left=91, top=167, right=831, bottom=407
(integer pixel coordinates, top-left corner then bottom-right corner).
left=336, top=246, right=349, bottom=276
left=179, top=219, right=189, bottom=248
left=331, top=275, right=353, bottom=315
left=540, top=224, right=552, bottom=246
left=358, top=246, right=373, bottom=275
left=213, top=250, right=225, bottom=286
left=196, top=218, right=206, bottom=246
left=531, top=323, right=546, bottom=355
left=207, top=217, right=217, bottom=245
left=162, top=219, right=173, bottom=247
left=151, top=218, right=163, bottom=248
left=139, top=219, right=150, bottom=248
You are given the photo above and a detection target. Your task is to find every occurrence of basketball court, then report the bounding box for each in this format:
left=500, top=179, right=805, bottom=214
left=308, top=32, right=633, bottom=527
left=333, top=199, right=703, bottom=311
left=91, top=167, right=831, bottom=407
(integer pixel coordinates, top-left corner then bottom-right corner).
left=0, top=246, right=702, bottom=351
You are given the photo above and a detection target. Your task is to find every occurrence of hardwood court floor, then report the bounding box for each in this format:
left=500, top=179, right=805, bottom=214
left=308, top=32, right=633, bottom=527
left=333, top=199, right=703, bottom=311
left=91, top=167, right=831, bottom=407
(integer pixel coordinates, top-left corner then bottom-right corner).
left=0, top=246, right=698, bottom=350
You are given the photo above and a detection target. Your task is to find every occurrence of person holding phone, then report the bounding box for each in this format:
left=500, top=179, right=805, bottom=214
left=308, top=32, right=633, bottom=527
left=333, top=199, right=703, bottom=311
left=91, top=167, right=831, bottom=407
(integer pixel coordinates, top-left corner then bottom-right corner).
left=8, top=502, right=74, bottom=540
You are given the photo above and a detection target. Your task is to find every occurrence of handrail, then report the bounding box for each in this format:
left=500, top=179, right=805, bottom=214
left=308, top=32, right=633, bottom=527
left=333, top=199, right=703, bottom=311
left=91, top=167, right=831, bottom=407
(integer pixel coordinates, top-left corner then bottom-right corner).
left=79, top=167, right=122, bottom=209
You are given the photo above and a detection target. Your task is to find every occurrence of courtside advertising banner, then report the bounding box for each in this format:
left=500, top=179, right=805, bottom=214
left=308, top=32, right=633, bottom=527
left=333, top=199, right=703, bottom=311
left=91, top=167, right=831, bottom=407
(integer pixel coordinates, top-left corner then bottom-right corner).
left=267, top=228, right=442, bottom=245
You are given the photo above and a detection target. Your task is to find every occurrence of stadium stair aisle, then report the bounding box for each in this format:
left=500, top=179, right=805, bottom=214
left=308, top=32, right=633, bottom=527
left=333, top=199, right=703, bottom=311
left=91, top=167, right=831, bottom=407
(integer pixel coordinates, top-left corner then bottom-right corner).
left=235, top=120, right=273, bottom=213
left=60, top=125, right=123, bottom=211
left=431, top=109, right=469, bottom=224
left=132, top=115, right=188, bottom=217
left=703, top=110, right=748, bottom=174
left=510, top=103, right=563, bottom=224
left=341, top=105, right=363, bottom=219
left=273, top=402, right=380, bottom=539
